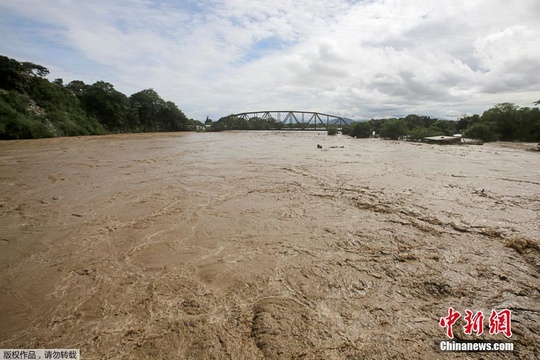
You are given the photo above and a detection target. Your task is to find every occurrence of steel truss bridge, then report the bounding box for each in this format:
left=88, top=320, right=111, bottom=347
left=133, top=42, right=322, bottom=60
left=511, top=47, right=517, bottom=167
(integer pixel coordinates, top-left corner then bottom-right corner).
left=230, top=111, right=348, bottom=130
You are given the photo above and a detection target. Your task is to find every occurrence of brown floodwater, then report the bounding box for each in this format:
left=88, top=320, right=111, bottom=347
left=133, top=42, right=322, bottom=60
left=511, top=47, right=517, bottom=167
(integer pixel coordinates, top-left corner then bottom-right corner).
left=0, top=132, right=538, bottom=359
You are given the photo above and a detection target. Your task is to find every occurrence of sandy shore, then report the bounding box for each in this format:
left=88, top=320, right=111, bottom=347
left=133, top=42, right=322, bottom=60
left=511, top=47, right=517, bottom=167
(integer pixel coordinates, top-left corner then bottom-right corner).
left=0, top=132, right=538, bottom=359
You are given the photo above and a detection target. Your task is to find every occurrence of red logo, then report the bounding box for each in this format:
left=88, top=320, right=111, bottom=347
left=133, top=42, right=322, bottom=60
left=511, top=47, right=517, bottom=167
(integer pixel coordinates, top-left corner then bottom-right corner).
left=489, top=309, right=512, bottom=338
left=463, top=310, right=484, bottom=336
left=439, top=308, right=512, bottom=339
left=439, top=307, right=461, bottom=339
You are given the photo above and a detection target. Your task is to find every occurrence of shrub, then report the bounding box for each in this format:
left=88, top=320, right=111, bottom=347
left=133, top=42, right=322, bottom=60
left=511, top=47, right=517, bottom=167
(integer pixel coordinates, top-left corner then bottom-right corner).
left=350, top=122, right=371, bottom=138
left=464, top=122, right=498, bottom=142
left=327, top=126, right=338, bottom=135
left=408, top=126, right=440, bottom=141
left=380, top=119, right=409, bottom=140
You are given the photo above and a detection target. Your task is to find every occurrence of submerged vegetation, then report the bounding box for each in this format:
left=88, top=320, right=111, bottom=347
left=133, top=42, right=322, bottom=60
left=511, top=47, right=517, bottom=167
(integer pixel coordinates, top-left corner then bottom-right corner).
left=327, top=126, right=338, bottom=135
left=0, top=55, right=198, bottom=139
left=211, top=105, right=540, bottom=143
left=342, top=104, right=540, bottom=142
left=212, top=107, right=540, bottom=143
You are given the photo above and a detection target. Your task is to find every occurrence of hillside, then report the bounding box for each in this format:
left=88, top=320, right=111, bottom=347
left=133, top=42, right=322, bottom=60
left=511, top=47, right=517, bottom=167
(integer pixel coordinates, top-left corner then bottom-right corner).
left=0, top=55, right=196, bottom=139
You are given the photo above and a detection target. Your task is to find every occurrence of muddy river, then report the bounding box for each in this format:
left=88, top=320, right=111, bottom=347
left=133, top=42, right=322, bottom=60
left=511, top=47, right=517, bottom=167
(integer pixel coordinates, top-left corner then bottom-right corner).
left=0, top=132, right=538, bottom=359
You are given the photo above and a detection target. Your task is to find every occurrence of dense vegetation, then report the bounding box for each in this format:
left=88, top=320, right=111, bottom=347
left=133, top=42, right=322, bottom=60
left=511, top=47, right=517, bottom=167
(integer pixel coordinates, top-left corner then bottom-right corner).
left=209, top=115, right=284, bottom=131
left=327, top=126, right=338, bottom=135
left=0, top=55, right=197, bottom=139
left=212, top=104, right=540, bottom=143
left=2, top=54, right=538, bottom=142
left=343, top=104, right=540, bottom=142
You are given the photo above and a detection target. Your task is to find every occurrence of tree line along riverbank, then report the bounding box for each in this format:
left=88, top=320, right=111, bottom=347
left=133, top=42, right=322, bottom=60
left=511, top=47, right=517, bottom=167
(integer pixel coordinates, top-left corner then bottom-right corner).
left=2, top=54, right=539, bottom=142
left=1, top=55, right=199, bottom=140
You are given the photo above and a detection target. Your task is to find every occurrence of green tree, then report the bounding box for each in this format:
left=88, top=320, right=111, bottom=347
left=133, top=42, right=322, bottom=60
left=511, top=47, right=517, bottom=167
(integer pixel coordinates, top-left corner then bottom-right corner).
left=481, top=103, right=519, bottom=141
left=0, top=90, right=54, bottom=139
left=464, top=122, right=498, bottom=142
left=327, top=126, right=338, bottom=135
left=79, top=81, right=130, bottom=131
left=456, top=114, right=480, bottom=133
left=158, top=101, right=190, bottom=131
left=429, top=120, right=456, bottom=136
left=27, top=76, right=66, bottom=109
left=408, top=126, right=439, bottom=141
left=380, top=119, right=409, bottom=140
left=0, top=55, right=26, bottom=92
left=21, top=62, right=49, bottom=77
left=66, top=80, right=88, bottom=94
left=129, top=89, right=166, bottom=132
left=404, top=114, right=434, bottom=130
left=0, top=54, right=193, bottom=139
left=350, top=121, right=371, bottom=138
left=0, top=55, right=106, bottom=139
left=368, top=119, right=386, bottom=135
left=513, top=107, right=540, bottom=141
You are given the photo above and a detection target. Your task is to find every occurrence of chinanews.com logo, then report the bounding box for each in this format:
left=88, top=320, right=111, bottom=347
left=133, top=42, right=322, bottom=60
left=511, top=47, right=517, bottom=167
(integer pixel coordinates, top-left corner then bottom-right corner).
left=438, top=307, right=514, bottom=352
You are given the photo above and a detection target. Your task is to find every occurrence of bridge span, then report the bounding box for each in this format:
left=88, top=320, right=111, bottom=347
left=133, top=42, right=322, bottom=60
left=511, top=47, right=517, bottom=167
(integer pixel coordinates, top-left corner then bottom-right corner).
left=224, top=111, right=349, bottom=130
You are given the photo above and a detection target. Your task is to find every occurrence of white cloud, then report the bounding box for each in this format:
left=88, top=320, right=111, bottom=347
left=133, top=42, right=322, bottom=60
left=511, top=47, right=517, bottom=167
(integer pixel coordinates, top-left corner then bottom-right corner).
left=1, top=0, right=539, bottom=120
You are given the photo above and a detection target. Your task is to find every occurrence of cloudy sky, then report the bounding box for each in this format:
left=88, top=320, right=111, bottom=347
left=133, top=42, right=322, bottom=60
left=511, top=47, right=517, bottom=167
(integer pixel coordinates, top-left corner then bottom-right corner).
left=1, top=0, right=539, bottom=120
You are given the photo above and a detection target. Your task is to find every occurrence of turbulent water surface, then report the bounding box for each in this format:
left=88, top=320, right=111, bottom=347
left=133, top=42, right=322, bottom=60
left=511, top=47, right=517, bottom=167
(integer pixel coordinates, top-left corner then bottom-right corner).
left=0, top=132, right=538, bottom=359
